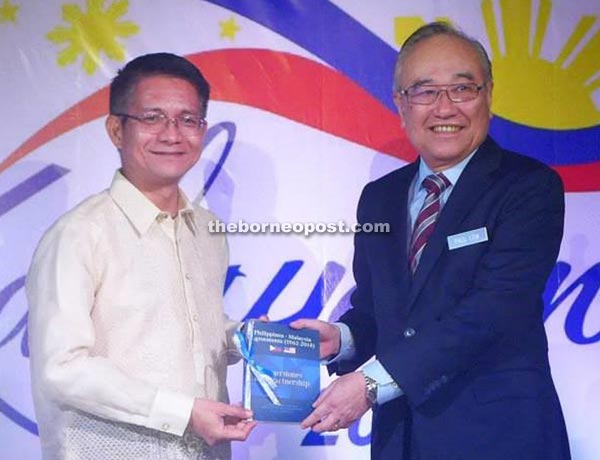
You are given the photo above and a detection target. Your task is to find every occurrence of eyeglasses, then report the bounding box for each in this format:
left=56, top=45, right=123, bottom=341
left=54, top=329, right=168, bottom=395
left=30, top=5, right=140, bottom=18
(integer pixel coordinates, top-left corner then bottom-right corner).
left=114, top=111, right=207, bottom=135
left=399, top=82, right=486, bottom=105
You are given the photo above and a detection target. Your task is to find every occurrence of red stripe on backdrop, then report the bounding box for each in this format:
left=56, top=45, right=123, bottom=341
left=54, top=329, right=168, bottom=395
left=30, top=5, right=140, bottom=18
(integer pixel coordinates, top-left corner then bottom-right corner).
left=0, top=48, right=596, bottom=192
left=554, top=162, right=600, bottom=192
left=0, top=87, right=109, bottom=174
left=0, top=49, right=415, bottom=175
left=189, top=49, right=416, bottom=162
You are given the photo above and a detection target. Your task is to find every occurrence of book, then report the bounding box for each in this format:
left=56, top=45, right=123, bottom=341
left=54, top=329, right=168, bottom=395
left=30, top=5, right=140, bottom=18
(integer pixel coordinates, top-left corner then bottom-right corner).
left=241, top=320, right=320, bottom=423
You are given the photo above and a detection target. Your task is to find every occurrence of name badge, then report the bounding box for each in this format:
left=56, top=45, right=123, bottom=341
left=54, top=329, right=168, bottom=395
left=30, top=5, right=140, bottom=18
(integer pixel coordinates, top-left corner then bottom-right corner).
left=447, top=227, right=488, bottom=250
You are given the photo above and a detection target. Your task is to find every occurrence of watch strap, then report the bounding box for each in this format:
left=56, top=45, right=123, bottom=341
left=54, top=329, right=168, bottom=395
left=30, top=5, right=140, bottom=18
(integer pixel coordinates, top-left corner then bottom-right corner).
left=361, top=371, right=378, bottom=407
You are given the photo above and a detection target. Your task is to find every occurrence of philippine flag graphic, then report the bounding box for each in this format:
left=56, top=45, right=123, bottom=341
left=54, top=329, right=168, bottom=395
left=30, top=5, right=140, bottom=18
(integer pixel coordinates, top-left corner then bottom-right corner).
left=269, top=344, right=284, bottom=354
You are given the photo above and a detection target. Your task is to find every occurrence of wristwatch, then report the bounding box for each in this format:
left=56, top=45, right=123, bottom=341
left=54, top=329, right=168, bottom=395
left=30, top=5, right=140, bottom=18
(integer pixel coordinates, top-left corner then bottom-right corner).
left=361, top=371, right=378, bottom=407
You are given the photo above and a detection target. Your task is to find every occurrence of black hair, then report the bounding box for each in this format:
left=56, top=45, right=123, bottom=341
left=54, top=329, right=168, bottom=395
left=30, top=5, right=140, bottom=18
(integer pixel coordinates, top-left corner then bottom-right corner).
left=109, top=52, right=210, bottom=116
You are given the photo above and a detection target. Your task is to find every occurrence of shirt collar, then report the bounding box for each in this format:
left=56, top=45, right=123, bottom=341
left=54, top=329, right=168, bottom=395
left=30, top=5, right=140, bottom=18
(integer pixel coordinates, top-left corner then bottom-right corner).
left=109, top=170, right=194, bottom=235
left=416, top=148, right=479, bottom=190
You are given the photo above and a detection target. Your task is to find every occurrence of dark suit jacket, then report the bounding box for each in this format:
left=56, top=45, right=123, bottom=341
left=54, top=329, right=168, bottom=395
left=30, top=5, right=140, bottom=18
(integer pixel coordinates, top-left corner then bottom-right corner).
left=332, top=137, right=571, bottom=460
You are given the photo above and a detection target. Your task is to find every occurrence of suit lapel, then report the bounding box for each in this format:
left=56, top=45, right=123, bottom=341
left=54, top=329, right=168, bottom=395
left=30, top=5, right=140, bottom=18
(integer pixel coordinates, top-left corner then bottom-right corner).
left=405, top=137, right=503, bottom=311
left=386, top=163, right=417, bottom=295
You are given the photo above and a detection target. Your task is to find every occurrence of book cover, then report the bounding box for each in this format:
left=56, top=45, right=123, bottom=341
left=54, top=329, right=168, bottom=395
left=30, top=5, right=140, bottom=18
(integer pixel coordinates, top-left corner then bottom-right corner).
left=241, top=320, right=320, bottom=423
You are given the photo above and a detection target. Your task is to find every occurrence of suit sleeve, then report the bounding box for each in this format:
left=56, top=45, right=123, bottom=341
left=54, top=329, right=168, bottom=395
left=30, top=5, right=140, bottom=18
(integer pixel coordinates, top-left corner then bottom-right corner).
left=379, top=166, right=565, bottom=407
left=329, top=183, right=379, bottom=374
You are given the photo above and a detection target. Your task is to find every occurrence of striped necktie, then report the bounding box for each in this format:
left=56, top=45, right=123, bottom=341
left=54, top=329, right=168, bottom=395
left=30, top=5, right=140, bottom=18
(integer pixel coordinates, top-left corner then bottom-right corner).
left=408, top=173, right=451, bottom=274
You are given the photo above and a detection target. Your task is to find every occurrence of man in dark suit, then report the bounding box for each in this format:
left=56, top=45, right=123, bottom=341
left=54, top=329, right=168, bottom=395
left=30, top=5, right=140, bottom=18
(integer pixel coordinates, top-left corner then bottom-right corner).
left=292, top=22, right=571, bottom=460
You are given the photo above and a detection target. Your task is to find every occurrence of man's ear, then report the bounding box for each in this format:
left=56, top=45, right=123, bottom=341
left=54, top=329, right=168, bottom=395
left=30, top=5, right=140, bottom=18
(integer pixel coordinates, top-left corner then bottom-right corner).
left=105, top=115, right=123, bottom=150
left=486, top=80, right=494, bottom=119
left=393, top=91, right=407, bottom=128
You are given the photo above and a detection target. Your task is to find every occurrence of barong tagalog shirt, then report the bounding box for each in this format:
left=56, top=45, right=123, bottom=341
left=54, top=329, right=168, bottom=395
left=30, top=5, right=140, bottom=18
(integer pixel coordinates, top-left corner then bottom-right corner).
left=26, top=171, right=240, bottom=460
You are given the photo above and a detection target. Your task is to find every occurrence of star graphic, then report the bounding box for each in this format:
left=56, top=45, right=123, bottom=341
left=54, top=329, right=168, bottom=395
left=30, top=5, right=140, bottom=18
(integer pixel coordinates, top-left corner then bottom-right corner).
left=0, top=0, right=19, bottom=24
left=220, top=16, right=240, bottom=40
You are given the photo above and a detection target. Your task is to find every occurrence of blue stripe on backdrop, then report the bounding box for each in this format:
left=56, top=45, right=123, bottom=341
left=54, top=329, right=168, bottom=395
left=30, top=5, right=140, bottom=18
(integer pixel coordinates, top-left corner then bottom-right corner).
left=205, top=0, right=398, bottom=111
left=205, top=0, right=600, bottom=165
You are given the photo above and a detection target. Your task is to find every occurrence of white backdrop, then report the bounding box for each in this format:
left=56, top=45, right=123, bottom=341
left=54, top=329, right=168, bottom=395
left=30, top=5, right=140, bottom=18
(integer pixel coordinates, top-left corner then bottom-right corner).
left=1, top=1, right=599, bottom=459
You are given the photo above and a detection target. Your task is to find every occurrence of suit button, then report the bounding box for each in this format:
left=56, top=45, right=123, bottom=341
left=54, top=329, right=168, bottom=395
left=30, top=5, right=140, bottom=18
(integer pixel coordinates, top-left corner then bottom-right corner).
left=403, top=327, right=416, bottom=338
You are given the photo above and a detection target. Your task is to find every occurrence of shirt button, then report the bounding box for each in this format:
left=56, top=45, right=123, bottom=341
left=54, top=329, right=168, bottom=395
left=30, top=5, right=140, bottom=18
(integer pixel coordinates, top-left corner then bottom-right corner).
left=185, top=273, right=192, bottom=280
left=193, top=314, right=199, bottom=322
left=162, top=423, right=170, bottom=431
left=403, top=327, right=416, bottom=338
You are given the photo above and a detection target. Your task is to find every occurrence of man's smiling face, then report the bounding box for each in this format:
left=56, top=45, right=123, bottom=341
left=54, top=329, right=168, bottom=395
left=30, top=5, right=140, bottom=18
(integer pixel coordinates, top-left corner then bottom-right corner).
left=106, top=74, right=205, bottom=192
left=394, top=34, right=493, bottom=171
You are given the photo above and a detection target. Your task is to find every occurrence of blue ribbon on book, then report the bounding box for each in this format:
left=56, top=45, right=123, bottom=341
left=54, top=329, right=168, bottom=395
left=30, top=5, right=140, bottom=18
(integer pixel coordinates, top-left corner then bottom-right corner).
left=234, top=329, right=281, bottom=406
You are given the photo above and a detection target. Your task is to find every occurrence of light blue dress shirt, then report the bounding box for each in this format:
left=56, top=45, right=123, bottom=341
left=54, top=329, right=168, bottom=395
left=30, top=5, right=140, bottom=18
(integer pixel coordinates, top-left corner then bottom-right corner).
left=333, top=149, right=478, bottom=405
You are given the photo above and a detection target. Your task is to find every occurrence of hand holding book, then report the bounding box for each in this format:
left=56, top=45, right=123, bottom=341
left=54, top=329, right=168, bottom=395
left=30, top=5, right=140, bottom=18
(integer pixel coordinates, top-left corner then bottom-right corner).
left=289, top=318, right=341, bottom=360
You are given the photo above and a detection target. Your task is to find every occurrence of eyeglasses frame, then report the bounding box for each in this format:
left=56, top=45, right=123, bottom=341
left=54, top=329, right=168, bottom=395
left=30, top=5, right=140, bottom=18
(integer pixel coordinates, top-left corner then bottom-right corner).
left=398, top=82, right=488, bottom=105
left=113, top=112, right=207, bottom=134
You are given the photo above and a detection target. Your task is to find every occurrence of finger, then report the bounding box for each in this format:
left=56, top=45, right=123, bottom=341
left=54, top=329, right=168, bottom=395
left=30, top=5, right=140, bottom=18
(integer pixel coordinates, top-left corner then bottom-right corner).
left=257, top=315, right=270, bottom=322
left=322, top=415, right=343, bottom=433
left=301, top=409, right=325, bottom=430
left=324, top=417, right=343, bottom=431
left=219, top=403, right=253, bottom=420
left=290, top=318, right=322, bottom=331
left=309, top=414, right=339, bottom=433
left=222, top=420, right=257, bottom=441
left=224, top=414, right=251, bottom=425
left=232, top=419, right=258, bottom=434
left=220, top=426, right=249, bottom=441
left=237, top=420, right=258, bottom=432
left=338, top=419, right=350, bottom=429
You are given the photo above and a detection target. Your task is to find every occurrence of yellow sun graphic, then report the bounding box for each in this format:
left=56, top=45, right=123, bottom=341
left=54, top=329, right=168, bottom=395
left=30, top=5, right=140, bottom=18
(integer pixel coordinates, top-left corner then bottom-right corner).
left=47, top=0, right=139, bottom=75
left=394, top=0, right=600, bottom=130
left=0, top=0, right=19, bottom=24
left=483, top=0, right=599, bottom=129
